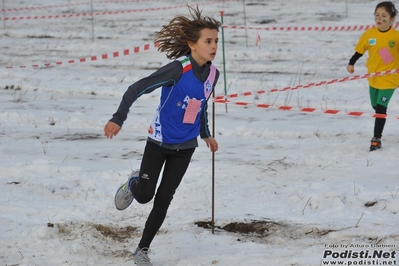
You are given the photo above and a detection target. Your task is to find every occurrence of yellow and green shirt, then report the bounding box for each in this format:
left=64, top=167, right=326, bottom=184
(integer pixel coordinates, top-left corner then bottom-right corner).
left=355, top=27, right=399, bottom=89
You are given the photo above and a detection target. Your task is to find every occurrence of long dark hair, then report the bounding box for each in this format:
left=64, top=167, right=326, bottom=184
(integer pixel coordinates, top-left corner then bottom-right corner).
left=154, top=5, right=221, bottom=59
left=375, top=1, right=398, bottom=18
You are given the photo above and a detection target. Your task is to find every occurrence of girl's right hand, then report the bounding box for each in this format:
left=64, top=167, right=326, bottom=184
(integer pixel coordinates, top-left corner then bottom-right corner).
left=104, top=121, right=121, bottom=139
left=347, top=65, right=355, bottom=74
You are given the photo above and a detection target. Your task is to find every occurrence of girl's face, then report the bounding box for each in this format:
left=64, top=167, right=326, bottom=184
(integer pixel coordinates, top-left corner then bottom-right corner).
left=188, top=28, right=219, bottom=66
left=375, top=7, right=394, bottom=31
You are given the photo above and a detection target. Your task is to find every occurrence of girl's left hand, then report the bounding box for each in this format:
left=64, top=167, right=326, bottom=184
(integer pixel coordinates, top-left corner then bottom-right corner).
left=347, top=65, right=355, bottom=74
left=203, top=137, right=218, bottom=152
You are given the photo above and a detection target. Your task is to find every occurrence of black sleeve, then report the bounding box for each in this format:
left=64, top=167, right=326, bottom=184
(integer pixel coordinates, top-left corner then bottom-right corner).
left=200, top=69, right=220, bottom=139
left=348, top=52, right=363, bottom=66
left=110, top=61, right=183, bottom=127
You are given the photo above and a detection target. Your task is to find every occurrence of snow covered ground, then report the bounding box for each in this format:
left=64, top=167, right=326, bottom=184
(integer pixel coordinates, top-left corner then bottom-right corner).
left=1, top=0, right=399, bottom=265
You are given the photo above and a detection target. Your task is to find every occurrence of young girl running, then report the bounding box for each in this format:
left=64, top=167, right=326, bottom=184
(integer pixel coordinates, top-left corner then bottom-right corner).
left=347, top=1, right=399, bottom=151
left=104, top=5, right=220, bottom=266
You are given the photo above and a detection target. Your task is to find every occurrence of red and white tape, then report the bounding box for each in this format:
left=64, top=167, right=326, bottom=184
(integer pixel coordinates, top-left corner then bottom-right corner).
left=214, top=99, right=395, bottom=119
left=0, top=0, right=239, bottom=21
left=1, top=3, right=89, bottom=12
left=0, top=5, right=186, bottom=21
left=215, top=69, right=399, bottom=100
left=222, top=22, right=399, bottom=32
left=1, top=0, right=167, bottom=12
left=5, top=42, right=158, bottom=69
left=1, top=0, right=174, bottom=13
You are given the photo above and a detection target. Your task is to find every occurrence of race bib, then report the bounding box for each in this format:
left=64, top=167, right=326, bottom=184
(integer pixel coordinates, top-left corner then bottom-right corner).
left=378, top=47, right=394, bottom=64
left=183, top=99, right=201, bottom=124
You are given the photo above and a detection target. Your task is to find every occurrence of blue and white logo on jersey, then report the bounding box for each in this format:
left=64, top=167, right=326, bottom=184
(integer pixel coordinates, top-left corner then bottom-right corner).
left=205, top=80, right=212, bottom=93
left=369, top=38, right=376, bottom=45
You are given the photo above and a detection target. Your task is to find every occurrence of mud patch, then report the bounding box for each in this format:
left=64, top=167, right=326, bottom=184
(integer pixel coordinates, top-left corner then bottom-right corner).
left=316, top=12, right=344, bottom=22
left=256, top=19, right=277, bottom=24
left=27, top=35, right=54, bottom=39
left=45, top=221, right=141, bottom=260
left=53, top=133, right=102, bottom=141
left=55, top=221, right=139, bottom=243
left=196, top=219, right=338, bottom=244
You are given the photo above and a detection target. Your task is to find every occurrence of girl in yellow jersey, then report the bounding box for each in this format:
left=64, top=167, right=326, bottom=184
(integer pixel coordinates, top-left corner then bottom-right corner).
left=347, top=1, right=399, bottom=151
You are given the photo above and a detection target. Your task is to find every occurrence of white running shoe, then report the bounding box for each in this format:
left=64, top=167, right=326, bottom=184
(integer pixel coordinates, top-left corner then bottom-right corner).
left=114, top=170, right=140, bottom=211
left=133, top=247, right=153, bottom=266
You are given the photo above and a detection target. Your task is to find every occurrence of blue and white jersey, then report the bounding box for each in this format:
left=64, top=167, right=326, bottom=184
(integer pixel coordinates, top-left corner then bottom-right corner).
left=110, top=54, right=219, bottom=149
left=148, top=55, right=216, bottom=144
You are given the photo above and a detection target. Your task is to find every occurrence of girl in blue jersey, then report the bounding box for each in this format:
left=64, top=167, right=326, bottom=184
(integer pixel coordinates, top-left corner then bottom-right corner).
left=104, top=5, right=220, bottom=266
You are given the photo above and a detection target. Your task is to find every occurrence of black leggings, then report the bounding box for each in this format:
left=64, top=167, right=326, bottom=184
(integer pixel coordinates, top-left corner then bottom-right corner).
left=132, top=141, right=195, bottom=249
left=373, top=104, right=387, bottom=139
